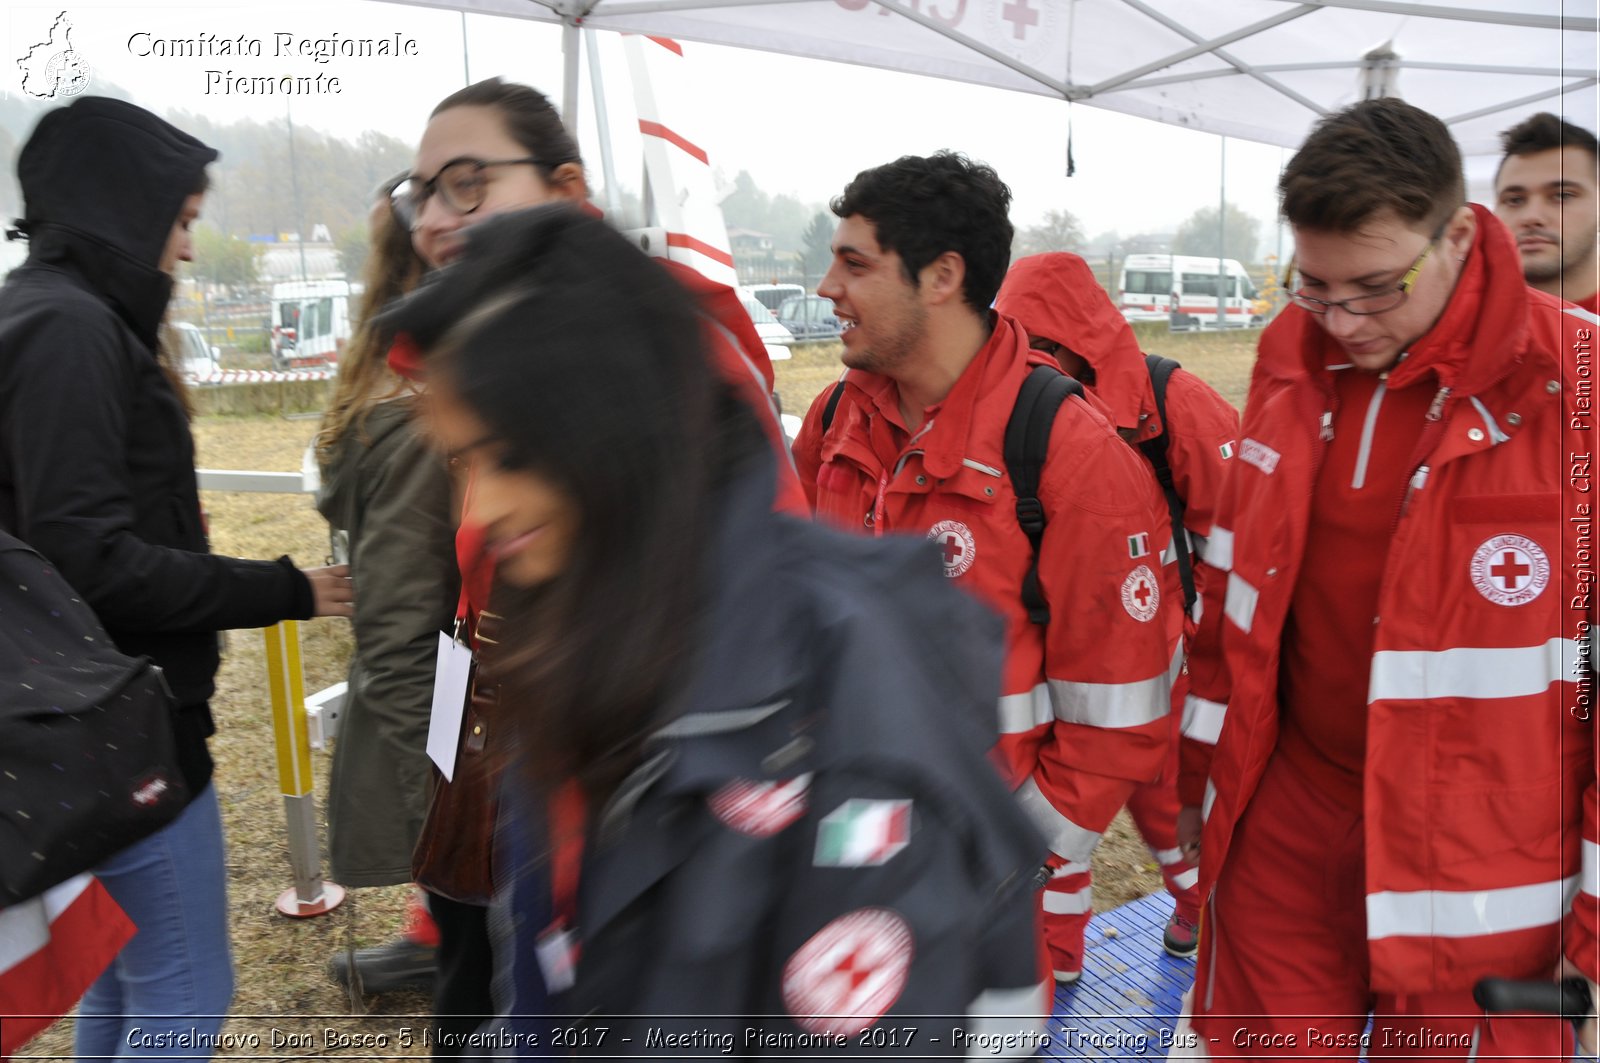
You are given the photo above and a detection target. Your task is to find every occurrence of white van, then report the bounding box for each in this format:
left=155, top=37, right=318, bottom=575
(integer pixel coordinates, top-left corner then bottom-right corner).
left=270, top=280, right=352, bottom=369
left=1120, top=254, right=1262, bottom=329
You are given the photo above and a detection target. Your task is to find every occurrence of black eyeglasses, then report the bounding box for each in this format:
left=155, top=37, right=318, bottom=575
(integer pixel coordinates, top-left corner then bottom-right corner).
left=389, top=156, right=548, bottom=229
left=1286, top=223, right=1445, bottom=316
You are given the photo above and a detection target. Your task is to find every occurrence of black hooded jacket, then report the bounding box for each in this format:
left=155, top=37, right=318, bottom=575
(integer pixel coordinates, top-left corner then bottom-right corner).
left=0, top=97, right=313, bottom=793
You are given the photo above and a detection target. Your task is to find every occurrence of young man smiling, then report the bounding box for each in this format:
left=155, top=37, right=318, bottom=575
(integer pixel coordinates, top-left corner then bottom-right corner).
left=1176, top=98, right=1599, bottom=1056
left=795, top=152, right=1181, bottom=987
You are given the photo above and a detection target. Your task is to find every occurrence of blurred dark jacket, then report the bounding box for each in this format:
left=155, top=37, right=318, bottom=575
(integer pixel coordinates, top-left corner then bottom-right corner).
left=489, top=457, right=1050, bottom=1054
left=317, top=395, right=458, bottom=886
left=0, top=97, right=312, bottom=794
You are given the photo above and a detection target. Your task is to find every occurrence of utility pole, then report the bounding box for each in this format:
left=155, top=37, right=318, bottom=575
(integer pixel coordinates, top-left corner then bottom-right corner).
left=286, top=102, right=308, bottom=282
left=1216, top=135, right=1227, bottom=330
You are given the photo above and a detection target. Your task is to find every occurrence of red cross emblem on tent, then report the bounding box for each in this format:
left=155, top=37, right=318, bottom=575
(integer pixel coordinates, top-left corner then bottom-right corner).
left=782, top=908, right=914, bottom=1036
left=1001, top=0, right=1039, bottom=38
left=926, top=520, right=976, bottom=578
left=1470, top=534, right=1549, bottom=606
left=1121, top=564, right=1160, bottom=622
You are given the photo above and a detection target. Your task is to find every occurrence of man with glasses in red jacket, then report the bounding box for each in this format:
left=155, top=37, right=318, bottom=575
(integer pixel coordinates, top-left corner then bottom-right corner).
left=1176, top=97, right=1599, bottom=1057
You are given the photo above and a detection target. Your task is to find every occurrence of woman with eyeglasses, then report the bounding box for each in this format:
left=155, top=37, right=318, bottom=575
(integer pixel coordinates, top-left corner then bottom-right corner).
left=379, top=203, right=1048, bottom=1052
left=315, top=177, right=459, bottom=996
left=368, top=77, right=801, bottom=1053
left=368, top=79, right=592, bottom=1053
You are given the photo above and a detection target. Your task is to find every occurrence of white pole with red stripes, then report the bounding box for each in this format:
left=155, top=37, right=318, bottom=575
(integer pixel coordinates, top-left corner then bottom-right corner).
left=623, top=33, right=740, bottom=289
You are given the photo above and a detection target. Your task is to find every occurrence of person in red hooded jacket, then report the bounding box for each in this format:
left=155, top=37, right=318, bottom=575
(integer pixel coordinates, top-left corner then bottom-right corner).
left=1174, top=98, right=1598, bottom=1058
left=994, top=251, right=1239, bottom=963
left=798, top=152, right=1181, bottom=987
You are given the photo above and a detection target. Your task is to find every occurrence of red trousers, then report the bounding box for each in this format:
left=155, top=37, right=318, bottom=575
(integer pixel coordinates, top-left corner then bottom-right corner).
left=1188, top=751, right=1572, bottom=1060
left=1043, top=717, right=1200, bottom=977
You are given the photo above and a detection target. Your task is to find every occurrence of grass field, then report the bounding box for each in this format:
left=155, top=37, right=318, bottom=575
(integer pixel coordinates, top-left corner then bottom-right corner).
left=21, top=321, right=1258, bottom=1059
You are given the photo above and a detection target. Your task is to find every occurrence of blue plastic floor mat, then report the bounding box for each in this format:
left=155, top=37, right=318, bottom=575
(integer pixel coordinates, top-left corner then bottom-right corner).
left=1046, top=892, right=1196, bottom=1060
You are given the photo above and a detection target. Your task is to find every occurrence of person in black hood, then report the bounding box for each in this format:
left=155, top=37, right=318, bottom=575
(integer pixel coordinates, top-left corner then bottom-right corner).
left=0, top=96, right=353, bottom=1059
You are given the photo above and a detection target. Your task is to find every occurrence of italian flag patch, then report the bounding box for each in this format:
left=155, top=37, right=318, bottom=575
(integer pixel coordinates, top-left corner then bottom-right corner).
left=814, top=799, right=912, bottom=867
left=1219, top=441, right=1236, bottom=459
left=1128, top=532, right=1151, bottom=559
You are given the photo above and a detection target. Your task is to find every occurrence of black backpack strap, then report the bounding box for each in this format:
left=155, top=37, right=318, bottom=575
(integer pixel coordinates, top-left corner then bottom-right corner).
left=1137, top=353, right=1196, bottom=613
left=1004, top=365, right=1085, bottom=626
left=819, top=379, right=847, bottom=432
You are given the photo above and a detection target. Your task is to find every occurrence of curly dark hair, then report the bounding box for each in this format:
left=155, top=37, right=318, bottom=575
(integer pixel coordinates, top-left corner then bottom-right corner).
left=1280, top=98, right=1463, bottom=233
left=1497, top=112, right=1598, bottom=179
left=830, top=151, right=1014, bottom=313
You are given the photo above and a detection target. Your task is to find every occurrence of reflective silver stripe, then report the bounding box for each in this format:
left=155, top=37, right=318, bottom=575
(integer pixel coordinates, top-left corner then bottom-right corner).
left=1566, top=305, right=1600, bottom=326
left=961, top=457, right=1003, bottom=477
left=1585, top=840, right=1600, bottom=899
left=1193, top=593, right=1204, bottom=624
left=1161, top=538, right=1180, bottom=565
left=1367, top=876, right=1580, bottom=940
left=1182, top=695, right=1227, bottom=745
left=652, top=699, right=789, bottom=738
left=1153, top=846, right=1185, bottom=865
left=1015, top=777, right=1102, bottom=863
left=1043, top=883, right=1094, bottom=915
left=964, top=983, right=1051, bottom=1058
left=1368, top=639, right=1575, bottom=702
left=997, top=684, right=1051, bottom=735
left=1469, top=396, right=1510, bottom=445
left=1224, top=572, right=1259, bottom=633
left=1051, top=860, right=1091, bottom=878
left=1201, top=778, right=1217, bottom=822
left=1047, top=669, right=1170, bottom=729
left=1043, top=886, right=1093, bottom=915
left=1207, top=526, right=1234, bottom=572
left=1189, top=531, right=1210, bottom=562
left=1172, top=867, right=1200, bottom=890
left=1351, top=379, right=1387, bottom=489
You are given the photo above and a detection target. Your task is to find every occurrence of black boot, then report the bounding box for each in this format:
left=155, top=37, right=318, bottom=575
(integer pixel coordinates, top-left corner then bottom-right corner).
left=328, top=937, right=437, bottom=993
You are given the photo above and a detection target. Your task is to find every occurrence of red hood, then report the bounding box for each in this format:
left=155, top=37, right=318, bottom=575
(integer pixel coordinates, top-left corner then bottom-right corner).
left=995, top=252, right=1159, bottom=438
left=1262, top=204, right=1532, bottom=399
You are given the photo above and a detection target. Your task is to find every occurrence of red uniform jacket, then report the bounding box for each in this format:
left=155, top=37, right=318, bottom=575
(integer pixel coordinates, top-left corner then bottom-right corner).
left=995, top=252, right=1241, bottom=555
left=1181, top=205, right=1600, bottom=992
left=801, top=313, right=1180, bottom=862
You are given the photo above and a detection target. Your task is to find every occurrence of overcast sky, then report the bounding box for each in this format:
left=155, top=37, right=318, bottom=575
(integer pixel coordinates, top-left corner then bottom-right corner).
left=1, top=0, right=1554, bottom=254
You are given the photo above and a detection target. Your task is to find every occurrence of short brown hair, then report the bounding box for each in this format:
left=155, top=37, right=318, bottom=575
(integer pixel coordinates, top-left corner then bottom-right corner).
left=1280, top=98, right=1464, bottom=233
left=1497, top=112, right=1598, bottom=179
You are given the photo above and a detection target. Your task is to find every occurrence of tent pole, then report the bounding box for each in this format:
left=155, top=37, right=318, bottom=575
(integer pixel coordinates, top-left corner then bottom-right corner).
left=562, top=19, right=581, bottom=135
left=1217, top=135, right=1226, bottom=330
left=586, top=28, right=620, bottom=218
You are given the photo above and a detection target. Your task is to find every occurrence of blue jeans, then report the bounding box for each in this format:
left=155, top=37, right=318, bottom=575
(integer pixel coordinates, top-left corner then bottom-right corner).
left=74, top=784, right=235, bottom=1061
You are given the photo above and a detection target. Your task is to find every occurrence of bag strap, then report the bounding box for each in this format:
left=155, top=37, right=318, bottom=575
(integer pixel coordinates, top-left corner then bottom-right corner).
left=1004, top=365, right=1084, bottom=626
left=1136, top=353, right=1196, bottom=613
left=819, top=378, right=847, bottom=432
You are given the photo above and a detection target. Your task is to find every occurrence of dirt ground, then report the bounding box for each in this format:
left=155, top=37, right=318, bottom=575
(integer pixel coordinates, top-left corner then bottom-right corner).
left=22, top=325, right=1255, bottom=1059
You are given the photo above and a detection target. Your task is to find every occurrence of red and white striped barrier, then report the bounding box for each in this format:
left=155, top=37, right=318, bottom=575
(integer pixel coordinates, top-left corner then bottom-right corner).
left=186, top=368, right=337, bottom=385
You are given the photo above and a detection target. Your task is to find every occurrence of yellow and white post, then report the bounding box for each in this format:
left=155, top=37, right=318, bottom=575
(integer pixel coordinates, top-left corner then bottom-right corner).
left=264, top=620, right=345, bottom=917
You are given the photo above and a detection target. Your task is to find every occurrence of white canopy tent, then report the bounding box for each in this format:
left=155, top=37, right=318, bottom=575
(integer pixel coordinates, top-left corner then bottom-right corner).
left=381, top=0, right=1597, bottom=156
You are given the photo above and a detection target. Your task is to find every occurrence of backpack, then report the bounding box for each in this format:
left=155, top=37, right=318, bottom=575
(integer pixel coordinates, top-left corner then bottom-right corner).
left=820, top=364, right=1086, bottom=625
left=819, top=354, right=1198, bottom=621
left=0, top=531, right=190, bottom=906
left=1136, top=354, right=1196, bottom=614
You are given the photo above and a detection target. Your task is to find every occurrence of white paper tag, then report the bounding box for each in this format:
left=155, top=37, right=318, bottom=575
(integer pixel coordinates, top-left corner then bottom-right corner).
left=535, top=924, right=579, bottom=992
left=426, top=632, right=474, bottom=782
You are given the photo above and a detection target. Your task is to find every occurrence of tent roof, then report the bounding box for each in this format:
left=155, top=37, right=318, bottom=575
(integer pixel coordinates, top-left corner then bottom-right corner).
left=382, top=0, right=1596, bottom=155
